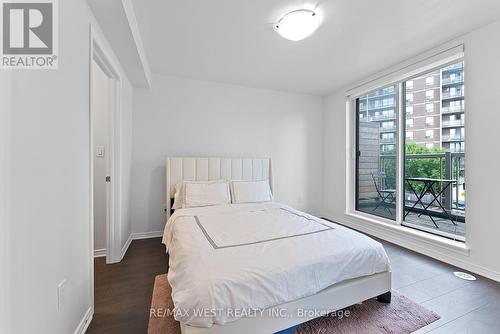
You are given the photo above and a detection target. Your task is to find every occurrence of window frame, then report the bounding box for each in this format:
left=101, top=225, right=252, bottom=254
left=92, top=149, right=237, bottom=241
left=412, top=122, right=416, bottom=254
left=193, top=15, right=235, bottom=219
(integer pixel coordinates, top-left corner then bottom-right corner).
left=347, top=53, right=465, bottom=239
left=426, top=116, right=434, bottom=126
left=426, top=89, right=435, bottom=100
left=425, top=103, right=434, bottom=113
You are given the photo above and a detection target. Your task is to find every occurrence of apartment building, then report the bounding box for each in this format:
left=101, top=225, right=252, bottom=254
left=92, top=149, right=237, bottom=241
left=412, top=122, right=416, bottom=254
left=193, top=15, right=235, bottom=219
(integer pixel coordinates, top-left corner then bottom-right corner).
left=358, top=63, right=465, bottom=154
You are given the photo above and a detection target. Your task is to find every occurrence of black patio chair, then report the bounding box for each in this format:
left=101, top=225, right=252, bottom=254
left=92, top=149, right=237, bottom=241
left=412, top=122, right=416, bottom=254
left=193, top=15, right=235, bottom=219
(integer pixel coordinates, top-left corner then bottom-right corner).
left=371, top=172, right=396, bottom=215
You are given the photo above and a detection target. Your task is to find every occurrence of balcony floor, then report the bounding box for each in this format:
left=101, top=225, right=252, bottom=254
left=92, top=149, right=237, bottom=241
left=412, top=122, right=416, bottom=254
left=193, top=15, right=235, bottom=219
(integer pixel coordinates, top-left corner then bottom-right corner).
left=404, top=210, right=465, bottom=239
left=358, top=201, right=465, bottom=240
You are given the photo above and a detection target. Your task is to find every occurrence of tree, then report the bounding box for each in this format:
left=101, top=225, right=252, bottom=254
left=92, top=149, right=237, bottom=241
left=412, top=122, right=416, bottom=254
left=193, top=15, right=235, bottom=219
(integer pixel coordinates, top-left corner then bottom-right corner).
left=382, top=142, right=445, bottom=192
left=405, top=141, right=445, bottom=176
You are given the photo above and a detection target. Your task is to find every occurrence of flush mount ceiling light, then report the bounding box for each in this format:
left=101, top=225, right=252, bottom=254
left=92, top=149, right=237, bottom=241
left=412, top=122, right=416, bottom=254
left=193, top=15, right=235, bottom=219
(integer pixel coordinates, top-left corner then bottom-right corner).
left=274, top=9, right=320, bottom=41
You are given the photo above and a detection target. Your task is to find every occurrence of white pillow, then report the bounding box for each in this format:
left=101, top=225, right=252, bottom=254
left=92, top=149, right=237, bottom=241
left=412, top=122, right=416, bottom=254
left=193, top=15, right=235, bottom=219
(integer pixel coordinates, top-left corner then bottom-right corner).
left=183, top=181, right=231, bottom=208
left=171, top=182, right=185, bottom=210
left=172, top=180, right=227, bottom=209
left=230, top=180, right=273, bottom=204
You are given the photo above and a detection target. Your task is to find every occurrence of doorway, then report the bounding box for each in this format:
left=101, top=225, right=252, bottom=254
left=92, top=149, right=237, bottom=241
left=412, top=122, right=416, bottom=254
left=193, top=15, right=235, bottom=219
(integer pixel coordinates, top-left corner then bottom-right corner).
left=89, top=27, right=124, bottom=317
left=89, top=30, right=123, bottom=268
left=91, top=60, right=111, bottom=261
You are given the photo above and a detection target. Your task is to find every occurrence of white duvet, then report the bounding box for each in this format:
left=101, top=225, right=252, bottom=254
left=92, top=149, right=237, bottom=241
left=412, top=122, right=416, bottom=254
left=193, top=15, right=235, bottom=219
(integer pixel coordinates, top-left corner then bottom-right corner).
left=162, top=202, right=390, bottom=328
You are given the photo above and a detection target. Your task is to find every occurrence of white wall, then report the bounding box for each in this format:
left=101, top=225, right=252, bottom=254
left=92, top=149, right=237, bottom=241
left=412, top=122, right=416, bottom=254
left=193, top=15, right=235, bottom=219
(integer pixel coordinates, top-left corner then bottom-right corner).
left=322, top=19, right=500, bottom=281
left=132, top=74, right=324, bottom=234
left=92, top=61, right=110, bottom=252
left=0, top=71, right=13, bottom=334
left=6, top=1, right=134, bottom=333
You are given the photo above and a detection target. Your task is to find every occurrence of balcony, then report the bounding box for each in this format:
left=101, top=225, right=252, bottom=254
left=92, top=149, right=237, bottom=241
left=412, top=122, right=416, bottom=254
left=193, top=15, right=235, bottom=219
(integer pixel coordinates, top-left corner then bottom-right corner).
left=380, top=126, right=396, bottom=132
left=367, top=103, right=396, bottom=110
left=442, top=91, right=464, bottom=100
left=358, top=152, right=466, bottom=240
left=442, top=119, right=465, bottom=128
left=368, top=114, right=396, bottom=121
left=442, top=77, right=464, bottom=85
left=380, top=137, right=396, bottom=144
left=442, top=135, right=464, bottom=142
left=442, top=105, right=464, bottom=114
left=443, top=63, right=464, bottom=72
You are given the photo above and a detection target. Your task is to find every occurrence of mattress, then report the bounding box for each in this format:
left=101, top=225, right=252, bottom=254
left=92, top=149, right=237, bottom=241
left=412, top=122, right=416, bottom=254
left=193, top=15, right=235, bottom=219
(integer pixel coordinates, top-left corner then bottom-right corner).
left=162, top=202, right=390, bottom=328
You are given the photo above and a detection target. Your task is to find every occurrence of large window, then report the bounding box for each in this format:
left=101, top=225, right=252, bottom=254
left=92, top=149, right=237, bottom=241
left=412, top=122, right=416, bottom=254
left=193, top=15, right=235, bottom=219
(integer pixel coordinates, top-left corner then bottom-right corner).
left=355, top=60, right=466, bottom=241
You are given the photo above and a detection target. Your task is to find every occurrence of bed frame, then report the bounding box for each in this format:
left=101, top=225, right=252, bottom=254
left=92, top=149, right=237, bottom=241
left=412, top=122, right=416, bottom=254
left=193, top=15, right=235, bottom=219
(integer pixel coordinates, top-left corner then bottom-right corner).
left=165, top=157, right=391, bottom=334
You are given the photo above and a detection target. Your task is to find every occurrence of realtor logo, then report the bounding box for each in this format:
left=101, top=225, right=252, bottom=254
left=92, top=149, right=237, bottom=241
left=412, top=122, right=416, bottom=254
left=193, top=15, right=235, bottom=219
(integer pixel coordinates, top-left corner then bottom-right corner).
left=1, top=0, right=58, bottom=69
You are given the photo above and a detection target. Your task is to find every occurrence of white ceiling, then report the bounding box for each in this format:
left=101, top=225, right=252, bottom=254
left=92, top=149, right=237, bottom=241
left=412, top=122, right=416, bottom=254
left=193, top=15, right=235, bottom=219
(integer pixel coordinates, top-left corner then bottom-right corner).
left=132, top=0, right=500, bottom=95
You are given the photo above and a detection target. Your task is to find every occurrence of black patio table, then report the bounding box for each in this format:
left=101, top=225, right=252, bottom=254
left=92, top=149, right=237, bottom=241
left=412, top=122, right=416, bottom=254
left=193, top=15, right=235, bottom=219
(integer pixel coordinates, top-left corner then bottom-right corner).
left=405, top=177, right=457, bottom=228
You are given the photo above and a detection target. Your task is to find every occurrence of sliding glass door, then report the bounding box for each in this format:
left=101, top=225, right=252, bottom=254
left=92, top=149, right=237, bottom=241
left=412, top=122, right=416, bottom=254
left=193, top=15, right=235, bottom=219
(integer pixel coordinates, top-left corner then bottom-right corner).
left=355, top=85, right=398, bottom=221
left=355, top=61, right=466, bottom=241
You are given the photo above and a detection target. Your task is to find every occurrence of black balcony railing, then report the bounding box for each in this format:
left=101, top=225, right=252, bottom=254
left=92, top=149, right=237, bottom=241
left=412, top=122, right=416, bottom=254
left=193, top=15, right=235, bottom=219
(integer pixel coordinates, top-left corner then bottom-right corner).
left=379, top=152, right=465, bottom=212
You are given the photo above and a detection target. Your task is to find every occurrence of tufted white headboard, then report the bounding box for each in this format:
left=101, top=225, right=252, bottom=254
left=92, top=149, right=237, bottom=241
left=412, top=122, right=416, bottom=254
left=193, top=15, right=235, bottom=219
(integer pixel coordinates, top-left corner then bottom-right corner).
left=165, top=157, right=272, bottom=220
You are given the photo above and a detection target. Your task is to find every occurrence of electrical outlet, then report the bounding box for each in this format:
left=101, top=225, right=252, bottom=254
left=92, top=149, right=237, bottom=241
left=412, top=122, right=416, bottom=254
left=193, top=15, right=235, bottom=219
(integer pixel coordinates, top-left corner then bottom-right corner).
left=57, top=279, right=66, bottom=312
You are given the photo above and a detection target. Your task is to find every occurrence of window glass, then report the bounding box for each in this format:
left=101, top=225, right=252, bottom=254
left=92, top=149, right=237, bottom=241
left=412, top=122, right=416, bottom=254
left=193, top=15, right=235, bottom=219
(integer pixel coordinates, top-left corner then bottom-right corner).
left=356, top=85, right=397, bottom=221
left=354, top=61, right=465, bottom=241
left=426, top=90, right=434, bottom=100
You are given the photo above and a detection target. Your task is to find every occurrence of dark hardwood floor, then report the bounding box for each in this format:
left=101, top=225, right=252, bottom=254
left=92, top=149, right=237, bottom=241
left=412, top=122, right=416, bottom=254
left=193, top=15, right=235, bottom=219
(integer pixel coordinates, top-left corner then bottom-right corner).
left=88, top=236, right=500, bottom=334
left=87, top=238, right=168, bottom=334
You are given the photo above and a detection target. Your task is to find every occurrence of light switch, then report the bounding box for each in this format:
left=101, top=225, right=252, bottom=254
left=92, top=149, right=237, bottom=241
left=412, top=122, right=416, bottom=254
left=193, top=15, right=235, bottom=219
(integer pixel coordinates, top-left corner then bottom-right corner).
left=96, top=146, right=105, bottom=158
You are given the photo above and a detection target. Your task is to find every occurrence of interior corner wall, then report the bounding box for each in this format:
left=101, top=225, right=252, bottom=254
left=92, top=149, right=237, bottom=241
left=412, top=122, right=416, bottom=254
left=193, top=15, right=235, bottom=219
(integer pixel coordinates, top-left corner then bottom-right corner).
left=7, top=0, right=134, bottom=333
left=131, top=74, right=324, bottom=234
left=322, top=19, right=500, bottom=281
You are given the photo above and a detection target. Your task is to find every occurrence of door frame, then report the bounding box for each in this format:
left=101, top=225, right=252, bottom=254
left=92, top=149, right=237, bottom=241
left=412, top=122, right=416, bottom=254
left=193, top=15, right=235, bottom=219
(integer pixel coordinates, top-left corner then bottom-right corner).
left=89, top=24, right=123, bottom=310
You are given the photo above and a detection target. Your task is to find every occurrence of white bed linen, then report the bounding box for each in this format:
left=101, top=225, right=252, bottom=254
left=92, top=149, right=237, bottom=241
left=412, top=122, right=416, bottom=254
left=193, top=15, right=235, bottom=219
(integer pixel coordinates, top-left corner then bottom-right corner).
left=163, top=202, right=390, bottom=328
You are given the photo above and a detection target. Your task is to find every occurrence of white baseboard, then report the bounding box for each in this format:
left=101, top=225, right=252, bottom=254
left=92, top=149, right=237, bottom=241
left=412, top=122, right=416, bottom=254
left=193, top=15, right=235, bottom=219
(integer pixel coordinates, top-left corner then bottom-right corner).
left=324, top=212, right=500, bottom=282
left=74, top=307, right=93, bottom=334
left=93, top=249, right=106, bottom=258
left=130, top=230, right=163, bottom=240
left=120, top=234, right=132, bottom=261
left=118, top=231, right=163, bottom=260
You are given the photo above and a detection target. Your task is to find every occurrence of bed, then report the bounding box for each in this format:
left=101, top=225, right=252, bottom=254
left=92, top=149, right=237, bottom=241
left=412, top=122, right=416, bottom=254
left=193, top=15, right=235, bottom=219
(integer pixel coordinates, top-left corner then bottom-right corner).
left=163, top=157, right=391, bottom=334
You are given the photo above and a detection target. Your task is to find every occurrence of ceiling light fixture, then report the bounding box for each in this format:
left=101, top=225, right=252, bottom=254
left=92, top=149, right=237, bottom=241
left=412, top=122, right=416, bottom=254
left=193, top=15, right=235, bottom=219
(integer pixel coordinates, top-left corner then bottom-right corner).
left=274, top=9, right=320, bottom=41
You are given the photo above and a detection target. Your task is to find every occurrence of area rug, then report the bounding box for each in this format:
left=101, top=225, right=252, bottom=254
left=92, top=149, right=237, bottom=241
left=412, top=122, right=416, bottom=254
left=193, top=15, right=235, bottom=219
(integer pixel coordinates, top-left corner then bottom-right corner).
left=148, top=274, right=439, bottom=334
